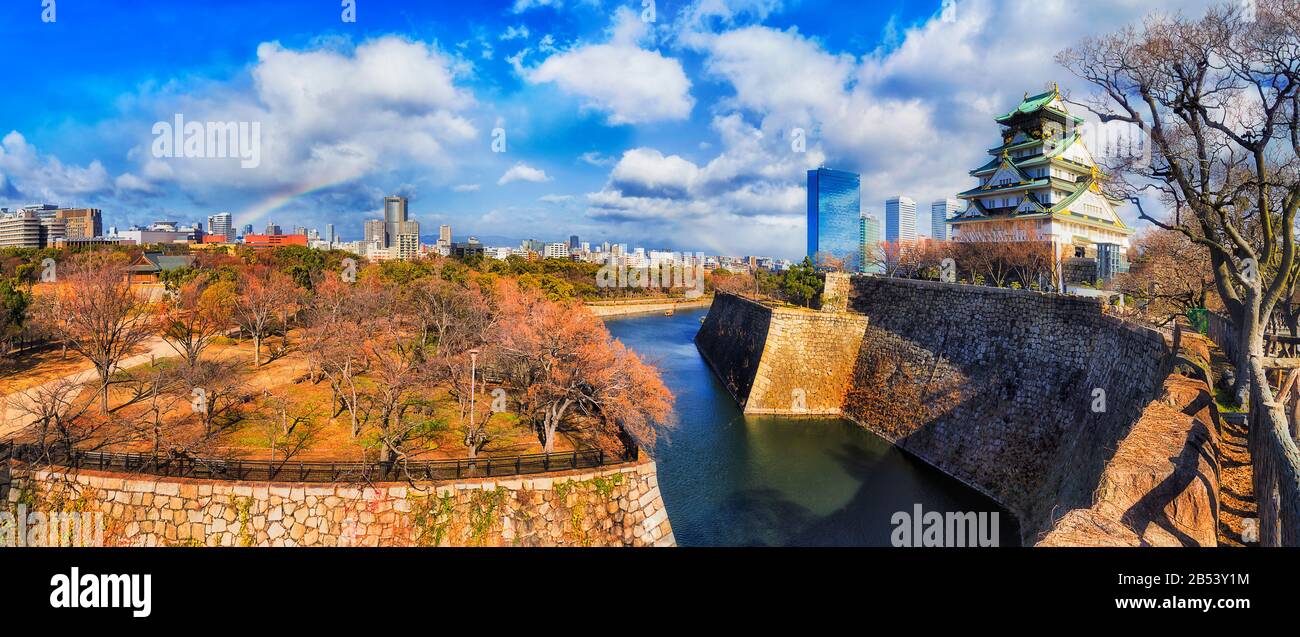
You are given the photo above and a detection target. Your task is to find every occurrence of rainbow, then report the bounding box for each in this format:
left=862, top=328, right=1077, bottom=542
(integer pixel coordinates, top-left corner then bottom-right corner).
left=233, top=177, right=353, bottom=230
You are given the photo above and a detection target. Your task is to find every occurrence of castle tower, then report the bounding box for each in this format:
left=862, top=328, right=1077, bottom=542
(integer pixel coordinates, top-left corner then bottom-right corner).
left=949, top=85, right=1133, bottom=281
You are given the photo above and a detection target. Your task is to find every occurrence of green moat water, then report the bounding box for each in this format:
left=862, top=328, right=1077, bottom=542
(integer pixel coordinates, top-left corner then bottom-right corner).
left=604, top=306, right=1019, bottom=547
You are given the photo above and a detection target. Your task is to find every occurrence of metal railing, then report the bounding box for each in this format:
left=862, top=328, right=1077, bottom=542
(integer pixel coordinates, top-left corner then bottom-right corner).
left=0, top=440, right=637, bottom=483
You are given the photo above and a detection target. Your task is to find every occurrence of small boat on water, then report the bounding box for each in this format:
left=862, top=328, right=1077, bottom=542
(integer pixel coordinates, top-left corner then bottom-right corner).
left=664, top=308, right=675, bottom=316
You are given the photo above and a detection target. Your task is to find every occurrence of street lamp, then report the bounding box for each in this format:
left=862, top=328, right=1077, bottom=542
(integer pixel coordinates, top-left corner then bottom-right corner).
left=468, top=348, right=480, bottom=428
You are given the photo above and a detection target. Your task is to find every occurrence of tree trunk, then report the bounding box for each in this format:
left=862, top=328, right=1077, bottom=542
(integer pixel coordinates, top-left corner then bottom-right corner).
left=252, top=333, right=261, bottom=367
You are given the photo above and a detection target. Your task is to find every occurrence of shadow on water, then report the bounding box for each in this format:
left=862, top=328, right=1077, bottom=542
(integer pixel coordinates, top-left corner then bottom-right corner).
left=603, top=306, right=1019, bottom=547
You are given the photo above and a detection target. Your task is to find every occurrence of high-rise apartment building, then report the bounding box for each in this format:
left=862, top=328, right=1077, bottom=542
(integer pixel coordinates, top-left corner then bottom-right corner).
left=544, top=242, right=570, bottom=259
left=396, top=233, right=420, bottom=261
left=885, top=196, right=917, bottom=245
left=807, top=167, right=862, bottom=270
left=438, top=224, right=452, bottom=246
left=364, top=220, right=385, bottom=247
left=207, top=212, right=235, bottom=242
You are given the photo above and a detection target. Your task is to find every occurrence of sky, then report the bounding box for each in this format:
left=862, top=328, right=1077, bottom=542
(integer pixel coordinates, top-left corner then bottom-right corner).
left=0, top=0, right=1219, bottom=258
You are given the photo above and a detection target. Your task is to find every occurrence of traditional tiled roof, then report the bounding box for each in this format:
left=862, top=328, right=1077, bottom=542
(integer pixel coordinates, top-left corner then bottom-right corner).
left=994, top=86, right=1085, bottom=125
left=129, top=252, right=197, bottom=273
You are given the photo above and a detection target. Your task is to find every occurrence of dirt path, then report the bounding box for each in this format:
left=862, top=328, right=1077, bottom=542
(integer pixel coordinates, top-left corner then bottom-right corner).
left=1206, top=341, right=1256, bottom=546
left=0, top=337, right=174, bottom=440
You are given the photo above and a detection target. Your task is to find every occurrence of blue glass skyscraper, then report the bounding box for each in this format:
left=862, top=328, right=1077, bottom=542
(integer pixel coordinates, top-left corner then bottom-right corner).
left=807, top=167, right=861, bottom=270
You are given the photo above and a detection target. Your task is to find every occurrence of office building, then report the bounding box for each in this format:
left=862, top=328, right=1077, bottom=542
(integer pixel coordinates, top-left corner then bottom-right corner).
left=0, top=210, right=45, bottom=248
left=860, top=214, right=883, bottom=274
left=243, top=233, right=309, bottom=249
left=885, top=196, right=917, bottom=245
left=55, top=208, right=102, bottom=239
left=383, top=196, right=407, bottom=249
left=930, top=199, right=962, bottom=241
left=807, top=167, right=862, bottom=269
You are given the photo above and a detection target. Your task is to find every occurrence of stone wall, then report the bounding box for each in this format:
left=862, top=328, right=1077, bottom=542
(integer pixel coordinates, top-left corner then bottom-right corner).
left=695, top=293, right=867, bottom=415
left=585, top=297, right=712, bottom=318
left=1, top=458, right=674, bottom=547
left=694, top=277, right=1221, bottom=546
left=843, top=277, right=1208, bottom=543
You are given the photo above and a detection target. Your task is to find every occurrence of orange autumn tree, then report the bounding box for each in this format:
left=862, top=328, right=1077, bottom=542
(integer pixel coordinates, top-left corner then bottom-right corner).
left=493, top=279, right=674, bottom=454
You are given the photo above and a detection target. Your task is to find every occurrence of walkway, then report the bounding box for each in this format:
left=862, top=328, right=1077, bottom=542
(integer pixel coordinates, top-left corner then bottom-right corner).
left=0, top=337, right=174, bottom=439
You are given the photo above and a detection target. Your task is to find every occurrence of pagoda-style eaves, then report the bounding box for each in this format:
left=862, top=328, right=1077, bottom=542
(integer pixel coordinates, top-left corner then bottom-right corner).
left=947, top=84, right=1135, bottom=252
left=995, top=86, right=1085, bottom=126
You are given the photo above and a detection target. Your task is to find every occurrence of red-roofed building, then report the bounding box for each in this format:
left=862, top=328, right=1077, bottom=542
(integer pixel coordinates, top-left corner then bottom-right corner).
left=243, top=233, right=308, bottom=249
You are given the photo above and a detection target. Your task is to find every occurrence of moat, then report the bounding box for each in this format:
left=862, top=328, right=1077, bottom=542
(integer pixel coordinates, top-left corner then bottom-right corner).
left=604, top=306, right=1019, bottom=547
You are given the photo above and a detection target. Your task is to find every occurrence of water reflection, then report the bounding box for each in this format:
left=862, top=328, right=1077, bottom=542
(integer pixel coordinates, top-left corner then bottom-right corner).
left=603, top=306, right=1018, bottom=547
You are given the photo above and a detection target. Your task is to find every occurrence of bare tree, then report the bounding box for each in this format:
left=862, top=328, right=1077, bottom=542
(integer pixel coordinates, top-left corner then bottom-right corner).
left=6, top=377, right=96, bottom=455
left=1060, top=0, right=1300, bottom=405
left=1060, top=0, right=1300, bottom=542
left=232, top=266, right=295, bottom=367
left=48, top=257, right=156, bottom=413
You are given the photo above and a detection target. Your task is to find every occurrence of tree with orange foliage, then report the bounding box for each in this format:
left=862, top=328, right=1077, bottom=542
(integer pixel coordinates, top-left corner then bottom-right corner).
left=493, top=280, right=673, bottom=454
left=159, top=274, right=234, bottom=369
left=231, top=266, right=296, bottom=367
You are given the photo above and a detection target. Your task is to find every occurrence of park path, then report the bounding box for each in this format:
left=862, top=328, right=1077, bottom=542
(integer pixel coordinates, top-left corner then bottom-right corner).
left=0, top=336, right=174, bottom=440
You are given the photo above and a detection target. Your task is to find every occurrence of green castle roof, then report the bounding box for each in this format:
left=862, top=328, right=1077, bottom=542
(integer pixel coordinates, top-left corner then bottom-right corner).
left=995, top=86, right=1085, bottom=125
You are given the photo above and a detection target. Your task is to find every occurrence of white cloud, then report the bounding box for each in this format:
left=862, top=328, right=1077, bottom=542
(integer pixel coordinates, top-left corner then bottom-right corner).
left=579, top=151, right=615, bottom=167
left=526, top=8, right=694, bottom=124
left=452, top=183, right=481, bottom=192
left=539, top=194, right=574, bottom=203
left=498, top=162, right=551, bottom=185
left=500, top=25, right=530, bottom=41
left=117, top=36, right=479, bottom=227
left=511, top=0, right=561, bottom=13
left=0, top=131, right=115, bottom=204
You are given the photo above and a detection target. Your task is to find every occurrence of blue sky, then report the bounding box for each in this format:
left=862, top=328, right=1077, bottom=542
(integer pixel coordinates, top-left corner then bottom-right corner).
left=0, top=0, right=1211, bottom=257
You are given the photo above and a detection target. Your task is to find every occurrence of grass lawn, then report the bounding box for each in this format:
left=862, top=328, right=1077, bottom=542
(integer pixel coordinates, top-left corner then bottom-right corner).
left=10, top=328, right=578, bottom=461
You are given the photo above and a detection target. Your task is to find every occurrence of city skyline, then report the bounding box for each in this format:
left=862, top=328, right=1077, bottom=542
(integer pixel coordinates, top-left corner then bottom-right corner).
left=0, top=0, right=1218, bottom=260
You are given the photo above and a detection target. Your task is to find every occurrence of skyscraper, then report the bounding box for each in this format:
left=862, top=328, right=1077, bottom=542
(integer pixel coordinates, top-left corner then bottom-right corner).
left=860, top=214, right=883, bottom=274
left=807, top=167, right=862, bottom=269
left=930, top=199, right=962, bottom=241
left=326, top=224, right=335, bottom=246
left=569, top=235, right=580, bottom=251
left=383, top=196, right=407, bottom=249
left=264, top=222, right=282, bottom=236
left=207, top=212, right=234, bottom=242
left=885, top=196, right=917, bottom=245
left=439, top=224, right=452, bottom=246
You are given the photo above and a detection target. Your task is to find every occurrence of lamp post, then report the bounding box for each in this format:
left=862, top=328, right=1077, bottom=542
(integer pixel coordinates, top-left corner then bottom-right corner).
left=468, top=348, right=480, bottom=457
